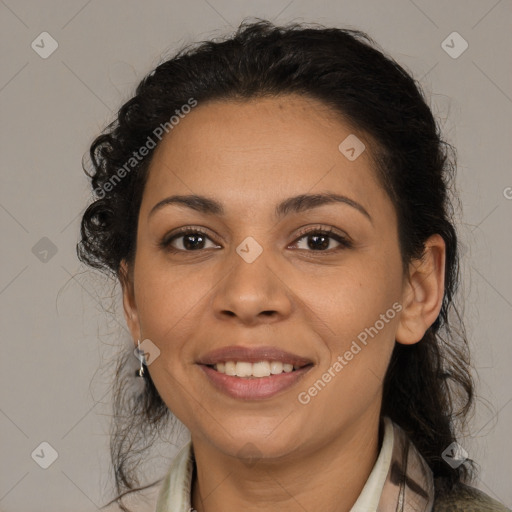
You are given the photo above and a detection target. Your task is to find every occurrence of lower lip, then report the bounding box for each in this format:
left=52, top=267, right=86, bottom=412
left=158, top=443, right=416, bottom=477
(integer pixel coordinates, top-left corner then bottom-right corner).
left=198, top=364, right=312, bottom=400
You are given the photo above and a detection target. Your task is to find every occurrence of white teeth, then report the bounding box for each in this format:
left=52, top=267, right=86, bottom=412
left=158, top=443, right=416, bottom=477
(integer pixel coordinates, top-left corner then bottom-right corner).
left=252, top=361, right=271, bottom=377
left=224, top=361, right=236, bottom=376
left=235, top=362, right=252, bottom=377
left=283, top=363, right=294, bottom=373
left=213, top=360, right=301, bottom=377
left=270, top=361, right=283, bottom=374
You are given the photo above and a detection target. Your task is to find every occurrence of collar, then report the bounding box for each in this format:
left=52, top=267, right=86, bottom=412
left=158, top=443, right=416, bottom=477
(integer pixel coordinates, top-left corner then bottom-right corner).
left=154, top=417, right=434, bottom=512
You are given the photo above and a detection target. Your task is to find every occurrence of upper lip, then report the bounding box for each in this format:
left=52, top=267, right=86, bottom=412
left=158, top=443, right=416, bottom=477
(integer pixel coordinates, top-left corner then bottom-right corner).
left=197, top=346, right=313, bottom=367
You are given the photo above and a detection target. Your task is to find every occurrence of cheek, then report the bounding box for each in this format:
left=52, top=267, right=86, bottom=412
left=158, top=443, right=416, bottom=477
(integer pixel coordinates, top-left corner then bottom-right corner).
left=133, top=262, right=195, bottom=349
left=303, top=270, right=401, bottom=413
left=309, top=256, right=402, bottom=379
left=315, top=256, right=402, bottom=332
left=133, top=255, right=224, bottom=376
left=135, top=246, right=206, bottom=317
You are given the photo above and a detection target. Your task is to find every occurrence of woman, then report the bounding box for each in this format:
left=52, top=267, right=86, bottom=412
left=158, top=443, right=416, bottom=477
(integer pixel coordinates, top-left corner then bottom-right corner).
left=78, top=19, right=510, bottom=512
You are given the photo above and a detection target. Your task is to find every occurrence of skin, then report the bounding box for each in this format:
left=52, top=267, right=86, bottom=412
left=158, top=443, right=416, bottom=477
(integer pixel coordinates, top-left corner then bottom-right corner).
left=121, top=94, right=446, bottom=512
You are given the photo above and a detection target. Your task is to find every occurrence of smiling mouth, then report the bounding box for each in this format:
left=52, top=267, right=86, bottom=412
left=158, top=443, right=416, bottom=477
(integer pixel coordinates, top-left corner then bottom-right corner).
left=199, top=361, right=314, bottom=400
left=205, top=360, right=312, bottom=378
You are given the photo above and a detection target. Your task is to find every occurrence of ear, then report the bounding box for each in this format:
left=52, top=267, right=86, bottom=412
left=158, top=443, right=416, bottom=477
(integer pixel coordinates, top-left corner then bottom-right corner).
left=395, top=234, right=446, bottom=345
left=119, top=259, right=140, bottom=345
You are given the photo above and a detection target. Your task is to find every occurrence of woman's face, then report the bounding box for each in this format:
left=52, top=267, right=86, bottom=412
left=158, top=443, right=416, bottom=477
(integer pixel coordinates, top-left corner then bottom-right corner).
left=123, top=94, right=411, bottom=459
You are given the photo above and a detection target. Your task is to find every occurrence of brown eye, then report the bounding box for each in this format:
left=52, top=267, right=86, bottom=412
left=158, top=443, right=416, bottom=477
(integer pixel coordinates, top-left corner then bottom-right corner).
left=160, top=229, right=219, bottom=253
left=292, top=227, right=352, bottom=252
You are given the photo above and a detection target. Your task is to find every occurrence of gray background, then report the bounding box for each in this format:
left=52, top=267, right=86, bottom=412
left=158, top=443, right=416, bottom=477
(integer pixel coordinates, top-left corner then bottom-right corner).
left=1, top=1, right=511, bottom=511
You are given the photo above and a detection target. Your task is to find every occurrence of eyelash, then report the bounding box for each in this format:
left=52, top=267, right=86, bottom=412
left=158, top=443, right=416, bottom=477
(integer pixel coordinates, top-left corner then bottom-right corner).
left=159, top=225, right=353, bottom=255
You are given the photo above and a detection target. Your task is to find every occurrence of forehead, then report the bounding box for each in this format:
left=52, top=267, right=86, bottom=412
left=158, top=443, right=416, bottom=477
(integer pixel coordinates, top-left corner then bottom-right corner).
left=140, top=94, right=389, bottom=222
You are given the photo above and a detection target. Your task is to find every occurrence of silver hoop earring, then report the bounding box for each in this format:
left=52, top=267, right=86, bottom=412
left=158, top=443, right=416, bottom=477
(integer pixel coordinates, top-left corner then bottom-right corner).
left=135, top=339, right=145, bottom=378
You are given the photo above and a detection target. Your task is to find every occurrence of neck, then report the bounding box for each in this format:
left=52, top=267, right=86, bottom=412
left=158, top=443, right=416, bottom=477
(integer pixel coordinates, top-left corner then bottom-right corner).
left=191, top=407, right=383, bottom=512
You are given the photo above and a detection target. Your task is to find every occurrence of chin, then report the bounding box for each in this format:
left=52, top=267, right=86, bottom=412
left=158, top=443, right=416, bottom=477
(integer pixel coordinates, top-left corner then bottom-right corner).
left=207, top=425, right=304, bottom=462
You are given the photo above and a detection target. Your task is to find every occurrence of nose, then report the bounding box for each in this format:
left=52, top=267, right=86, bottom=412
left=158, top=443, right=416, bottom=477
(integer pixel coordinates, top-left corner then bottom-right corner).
left=210, top=251, right=293, bottom=326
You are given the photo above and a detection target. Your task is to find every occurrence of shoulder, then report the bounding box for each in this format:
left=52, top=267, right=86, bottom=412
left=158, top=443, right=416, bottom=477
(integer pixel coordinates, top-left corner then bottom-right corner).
left=433, top=480, right=511, bottom=512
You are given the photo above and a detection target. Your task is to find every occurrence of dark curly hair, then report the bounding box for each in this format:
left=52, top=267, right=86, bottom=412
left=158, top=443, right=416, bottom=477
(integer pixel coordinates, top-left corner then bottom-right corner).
left=77, top=19, right=475, bottom=511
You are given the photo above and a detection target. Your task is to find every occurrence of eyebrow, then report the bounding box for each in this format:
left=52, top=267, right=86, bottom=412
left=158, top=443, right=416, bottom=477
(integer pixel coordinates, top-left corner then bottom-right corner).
left=148, top=192, right=372, bottom=224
